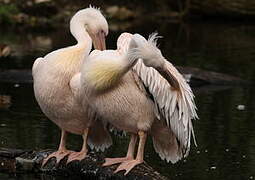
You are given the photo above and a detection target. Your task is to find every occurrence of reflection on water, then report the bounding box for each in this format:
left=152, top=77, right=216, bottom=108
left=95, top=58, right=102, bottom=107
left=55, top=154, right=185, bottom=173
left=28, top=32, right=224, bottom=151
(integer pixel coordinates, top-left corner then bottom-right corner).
left=1, top=21, right=255, bottom=180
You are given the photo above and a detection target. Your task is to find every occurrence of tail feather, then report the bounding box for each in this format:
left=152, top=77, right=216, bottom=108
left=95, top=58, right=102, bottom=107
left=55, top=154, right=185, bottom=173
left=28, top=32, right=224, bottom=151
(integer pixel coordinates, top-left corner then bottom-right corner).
left=151, top=119, right=183, bottom=163
left=88, top=120, right=112, bottom=152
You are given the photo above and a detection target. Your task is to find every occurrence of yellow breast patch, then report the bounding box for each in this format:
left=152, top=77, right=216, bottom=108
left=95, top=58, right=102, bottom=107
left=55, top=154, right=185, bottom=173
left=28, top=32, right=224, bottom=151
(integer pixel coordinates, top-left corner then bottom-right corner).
left=86, top=60, right=123, bottom=91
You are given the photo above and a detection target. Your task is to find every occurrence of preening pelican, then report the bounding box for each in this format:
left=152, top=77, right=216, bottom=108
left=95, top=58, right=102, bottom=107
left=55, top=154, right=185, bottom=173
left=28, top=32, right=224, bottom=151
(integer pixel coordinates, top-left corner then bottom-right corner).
left=32, top=7, right=112, bottom=165
left=80, top=33, right=198, bottom=174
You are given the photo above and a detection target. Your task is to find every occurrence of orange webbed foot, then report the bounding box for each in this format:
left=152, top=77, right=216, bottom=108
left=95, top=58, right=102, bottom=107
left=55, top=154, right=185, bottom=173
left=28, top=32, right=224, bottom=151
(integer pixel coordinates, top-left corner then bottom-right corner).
left=66, top=150, right=88, bottom=164
left=102, top=157, right=133, bottom=167
left=42, top=149, right=73, bottom=167
left=114, top=159, right=143, bottom=175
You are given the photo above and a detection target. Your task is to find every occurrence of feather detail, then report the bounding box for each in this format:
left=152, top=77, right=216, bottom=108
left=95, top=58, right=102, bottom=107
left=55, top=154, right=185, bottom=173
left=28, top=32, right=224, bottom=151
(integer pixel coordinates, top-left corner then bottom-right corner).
left=84, top=32, right=134, bottom=92
left=115, top=32, right=198, bottom=160
left=133, top=56, right=198, bottom=158
left=53, top=47, right=86, bottom=69
left=85, top=60, right=124, bottom=91
left=117, top=33, right=133, bottom=55
left=89, top=4, right=101, bottom=11
left=151, top=120, right=182, bottom=163
left=88, top=119, right=113, bottom=152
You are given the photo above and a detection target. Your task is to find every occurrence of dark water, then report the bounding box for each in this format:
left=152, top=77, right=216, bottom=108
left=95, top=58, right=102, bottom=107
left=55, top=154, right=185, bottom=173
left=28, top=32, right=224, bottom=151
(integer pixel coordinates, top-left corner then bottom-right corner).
left=1, top=21, right=255, bottom=180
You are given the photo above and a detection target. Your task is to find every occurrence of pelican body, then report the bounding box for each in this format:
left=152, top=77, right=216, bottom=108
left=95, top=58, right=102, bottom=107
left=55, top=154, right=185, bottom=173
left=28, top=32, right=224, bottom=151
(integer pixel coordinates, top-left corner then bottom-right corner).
left=80, top=33, right=198, bottom=174
left=82, top=53, right=155, bottom=133
left=32, top=7, right=111, bottom=164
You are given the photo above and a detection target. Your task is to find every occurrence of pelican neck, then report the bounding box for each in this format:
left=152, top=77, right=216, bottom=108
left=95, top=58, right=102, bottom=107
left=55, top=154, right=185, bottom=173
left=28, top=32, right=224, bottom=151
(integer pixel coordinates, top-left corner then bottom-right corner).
left=70, top=18, right=92, bottom=46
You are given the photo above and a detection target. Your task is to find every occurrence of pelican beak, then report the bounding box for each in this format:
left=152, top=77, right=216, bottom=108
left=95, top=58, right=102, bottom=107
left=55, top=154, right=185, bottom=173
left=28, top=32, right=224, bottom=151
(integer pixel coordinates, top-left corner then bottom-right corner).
left=156, top=65, right=180, bottom=91
left=92, top=31, right=106, bottom=51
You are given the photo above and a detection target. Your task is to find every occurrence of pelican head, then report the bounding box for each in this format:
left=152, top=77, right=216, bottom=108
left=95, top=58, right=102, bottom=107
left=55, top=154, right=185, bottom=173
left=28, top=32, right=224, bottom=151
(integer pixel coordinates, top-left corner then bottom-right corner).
left=129, top=33, right=164, bottom=68
left=70, top=6, right=108, bottom=50
left=129, top=33, right=180, bottom=91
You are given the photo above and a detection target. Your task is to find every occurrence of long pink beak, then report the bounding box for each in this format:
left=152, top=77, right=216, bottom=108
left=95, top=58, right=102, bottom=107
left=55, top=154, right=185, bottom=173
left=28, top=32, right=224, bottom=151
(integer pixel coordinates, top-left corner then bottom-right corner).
left=92, top=31, right=106, bottom=51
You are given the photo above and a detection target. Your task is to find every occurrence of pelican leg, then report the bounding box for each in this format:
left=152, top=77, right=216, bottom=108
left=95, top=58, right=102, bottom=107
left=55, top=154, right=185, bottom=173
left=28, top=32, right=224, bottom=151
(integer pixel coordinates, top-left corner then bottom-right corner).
left=114, top=131, right=147, bottom=175
left=67, top=128, right=89, bottom=163
left=103, top=134, right=137, bottom=166
left=42, top=130, right=73, bottom=166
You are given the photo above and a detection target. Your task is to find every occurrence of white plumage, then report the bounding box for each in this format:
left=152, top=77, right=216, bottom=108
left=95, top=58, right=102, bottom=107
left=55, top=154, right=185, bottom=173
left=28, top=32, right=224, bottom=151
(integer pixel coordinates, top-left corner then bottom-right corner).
left=133, top=56, right=198, bottom=157
left=80, top=32, right=198, bottom=174
left=32, top=7, right=111, bottom=165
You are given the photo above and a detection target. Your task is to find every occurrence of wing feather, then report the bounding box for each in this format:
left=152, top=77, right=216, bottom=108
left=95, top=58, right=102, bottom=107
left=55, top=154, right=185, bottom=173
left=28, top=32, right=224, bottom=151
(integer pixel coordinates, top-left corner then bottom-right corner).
left=133, top=59, right=198, bottom=157
left=117, top=32, right=133, bottom=55
left=117, top=32, right=198, bottom=157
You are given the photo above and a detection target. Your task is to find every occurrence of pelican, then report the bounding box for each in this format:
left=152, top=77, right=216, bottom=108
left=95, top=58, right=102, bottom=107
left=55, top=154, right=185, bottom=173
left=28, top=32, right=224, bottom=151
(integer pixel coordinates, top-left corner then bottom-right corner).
left=32, top=7, right=112, bottom=165
left=80, top=33, right=198, bottom=174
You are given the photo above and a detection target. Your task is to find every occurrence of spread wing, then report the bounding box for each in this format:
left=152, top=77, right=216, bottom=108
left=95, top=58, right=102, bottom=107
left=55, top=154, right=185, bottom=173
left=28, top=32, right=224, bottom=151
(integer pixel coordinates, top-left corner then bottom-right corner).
left=133, top=59, right=198, bottom=157
left=117, top=32, right=198, bottom=157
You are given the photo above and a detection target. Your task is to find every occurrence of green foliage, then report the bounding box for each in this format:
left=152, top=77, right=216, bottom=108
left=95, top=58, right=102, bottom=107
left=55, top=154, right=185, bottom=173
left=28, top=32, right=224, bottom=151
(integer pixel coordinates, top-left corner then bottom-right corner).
left=0, top=4, right=19, bottom=24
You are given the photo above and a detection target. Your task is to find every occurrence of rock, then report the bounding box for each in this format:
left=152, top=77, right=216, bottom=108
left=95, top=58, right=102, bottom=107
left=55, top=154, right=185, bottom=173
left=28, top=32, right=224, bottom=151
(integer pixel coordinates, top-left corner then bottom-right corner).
left=0, top=44, right=11, bottom=57
left=21, top=0, right=58, bottom=18
left=190, top=0, right=255, bottom=17
left=106, top=6, right=136, bottom=20
left=106, top=6, right=119, bottom=16
left=35, top=0, right=51, bottom=4
left=109, top=21, right=133, bottom=31
left=31, top=36, right=52, bottom=50
left=176, top=66, right=246, bottom=86
left=0, top=148, right=169, bottom=180
left=12, top=13, right=29, bottom=23
left=16, top=157, right=35, bottom=171
left=0, top=95, right=11, bottom=109
left=2, top=0, right=11, bottom=4
left=0, top=148, right=32, bottom=173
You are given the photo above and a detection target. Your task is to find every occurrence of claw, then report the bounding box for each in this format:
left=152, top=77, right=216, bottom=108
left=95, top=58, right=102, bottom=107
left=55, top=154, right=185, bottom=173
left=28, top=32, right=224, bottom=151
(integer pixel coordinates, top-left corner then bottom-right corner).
left=114, top=159, right=143, bottom=175
left=66, top=150, right=87, bottom=164
left=103, top=157, right=133, bottom=167
left=42, top=150, right=73, bottom=167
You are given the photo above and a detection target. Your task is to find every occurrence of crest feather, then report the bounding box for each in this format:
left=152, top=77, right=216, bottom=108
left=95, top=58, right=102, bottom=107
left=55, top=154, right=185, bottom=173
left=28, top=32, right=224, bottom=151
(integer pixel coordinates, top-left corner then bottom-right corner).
left=148, top=32, right=162, bottom=48
left=89, top=4, right=101, bottom=11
